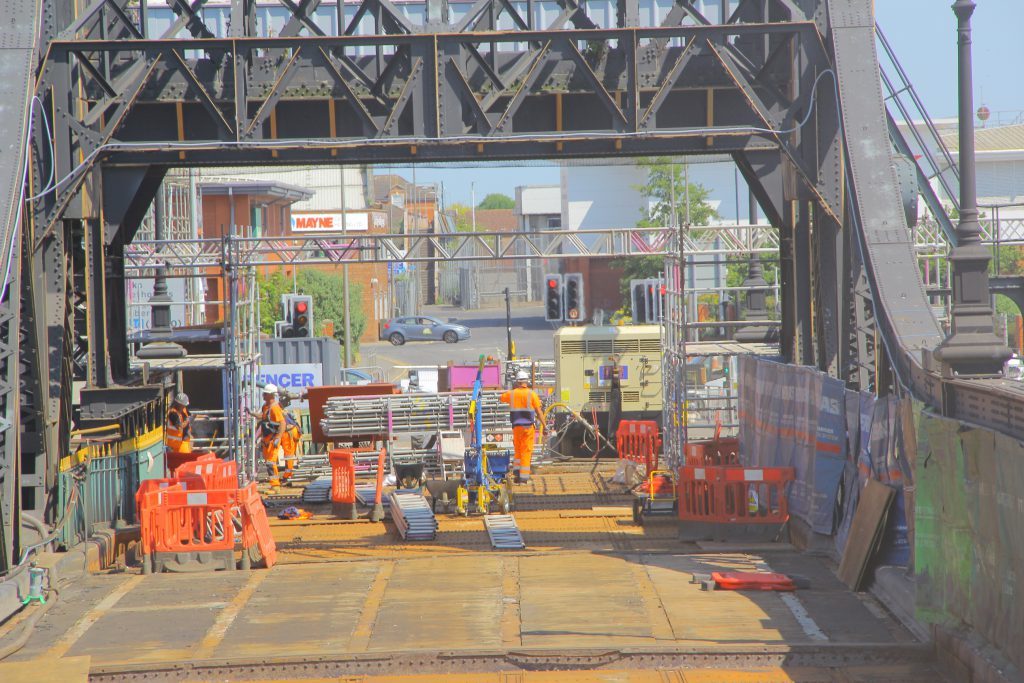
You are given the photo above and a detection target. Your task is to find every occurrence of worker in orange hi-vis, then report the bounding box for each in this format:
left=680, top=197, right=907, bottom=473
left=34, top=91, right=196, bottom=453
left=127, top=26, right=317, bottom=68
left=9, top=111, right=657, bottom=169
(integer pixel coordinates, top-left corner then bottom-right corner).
left=248, top=384, right=286, bottom=487
left=279, top=411, right=303, bottom=485
left=499, top=370, right=546, bottom=484
left=165, top=393, right=195, bottom=455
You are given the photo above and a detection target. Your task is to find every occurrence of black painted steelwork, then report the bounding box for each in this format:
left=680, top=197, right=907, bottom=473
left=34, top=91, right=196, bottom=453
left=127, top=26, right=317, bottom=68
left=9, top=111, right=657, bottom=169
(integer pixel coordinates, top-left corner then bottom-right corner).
left=1, top=0, right=1023, bottom=574
left=932, top=0, right=1011, bottom=377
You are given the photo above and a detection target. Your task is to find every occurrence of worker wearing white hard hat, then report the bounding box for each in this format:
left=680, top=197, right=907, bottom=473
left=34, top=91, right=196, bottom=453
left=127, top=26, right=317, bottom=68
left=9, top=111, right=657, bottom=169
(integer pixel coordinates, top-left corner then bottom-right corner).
left=499, top=369, right=545, bottom=483
left=248, top=384, right=286, bottom=487
left=165, top=392, right=194, bottom=454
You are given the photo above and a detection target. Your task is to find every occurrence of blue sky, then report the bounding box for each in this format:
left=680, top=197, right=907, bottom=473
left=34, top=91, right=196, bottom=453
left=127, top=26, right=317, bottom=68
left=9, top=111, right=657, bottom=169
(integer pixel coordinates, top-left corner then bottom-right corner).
left=387, top=1, right=1024, bottom=212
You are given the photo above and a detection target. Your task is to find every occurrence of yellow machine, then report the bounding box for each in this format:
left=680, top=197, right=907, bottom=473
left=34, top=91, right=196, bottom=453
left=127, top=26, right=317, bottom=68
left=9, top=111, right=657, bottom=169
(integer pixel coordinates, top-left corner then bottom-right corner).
left=552, top=325, right=663, bottom=457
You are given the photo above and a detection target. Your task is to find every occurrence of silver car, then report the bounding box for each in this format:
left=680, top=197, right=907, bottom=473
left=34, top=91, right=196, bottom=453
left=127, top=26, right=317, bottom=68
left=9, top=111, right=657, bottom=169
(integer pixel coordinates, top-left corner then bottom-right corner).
left=381, top=316, right=471, bottom=346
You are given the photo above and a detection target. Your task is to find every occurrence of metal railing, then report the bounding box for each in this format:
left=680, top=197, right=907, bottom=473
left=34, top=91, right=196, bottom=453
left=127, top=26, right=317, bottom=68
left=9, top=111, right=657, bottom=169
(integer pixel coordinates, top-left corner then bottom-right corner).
left=57, top=446, right=166, bottom=548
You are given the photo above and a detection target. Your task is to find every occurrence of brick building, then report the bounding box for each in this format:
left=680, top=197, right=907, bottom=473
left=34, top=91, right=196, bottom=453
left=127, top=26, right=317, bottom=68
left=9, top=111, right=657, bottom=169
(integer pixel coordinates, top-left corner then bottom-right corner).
left=199, top=179, right=388, bottom=344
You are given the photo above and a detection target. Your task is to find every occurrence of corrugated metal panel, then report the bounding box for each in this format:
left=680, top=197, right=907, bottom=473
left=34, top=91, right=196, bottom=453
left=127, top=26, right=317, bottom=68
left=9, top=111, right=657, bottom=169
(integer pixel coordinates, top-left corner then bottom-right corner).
left=259, top=338, right=342, bottom=385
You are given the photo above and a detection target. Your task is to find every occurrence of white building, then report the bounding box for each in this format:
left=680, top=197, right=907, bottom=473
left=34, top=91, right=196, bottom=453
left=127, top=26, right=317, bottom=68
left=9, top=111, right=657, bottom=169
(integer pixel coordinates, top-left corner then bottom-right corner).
left=515, top=185, right=562, bottom=300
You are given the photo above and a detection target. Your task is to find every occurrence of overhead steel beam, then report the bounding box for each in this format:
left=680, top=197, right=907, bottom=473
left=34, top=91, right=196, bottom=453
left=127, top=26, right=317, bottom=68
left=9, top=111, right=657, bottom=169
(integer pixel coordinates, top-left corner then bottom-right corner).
left=123, top=227, right=676, bottom=271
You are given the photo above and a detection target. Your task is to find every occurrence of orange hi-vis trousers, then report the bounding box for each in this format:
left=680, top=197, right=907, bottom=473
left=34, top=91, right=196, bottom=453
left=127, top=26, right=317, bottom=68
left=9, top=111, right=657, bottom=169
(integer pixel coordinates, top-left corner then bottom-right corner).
left=513, top=425, right=535, bottom=481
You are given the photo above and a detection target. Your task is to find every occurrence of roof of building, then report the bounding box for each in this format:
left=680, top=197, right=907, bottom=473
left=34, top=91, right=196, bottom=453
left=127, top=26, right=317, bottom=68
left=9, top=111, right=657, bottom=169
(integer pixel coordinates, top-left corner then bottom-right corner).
left=942, top=123, right=1024, bottom=153
left=199, top=179, right=312, bottom=202
left=473, top=209, right=516, bottom=232
left=372, top=174, right=410, bottom=203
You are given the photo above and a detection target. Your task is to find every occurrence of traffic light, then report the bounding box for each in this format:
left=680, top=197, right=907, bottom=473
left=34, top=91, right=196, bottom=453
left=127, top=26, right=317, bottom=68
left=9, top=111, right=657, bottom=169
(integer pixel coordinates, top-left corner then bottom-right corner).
left=563, top=273, right=584, bottom=322
left=284, top=295, right=313, bottom=337
left=630, top=279, right=647, bottom=324
left=544, top=274, right=564, bottom=322
left=645, top=278, right=665, bottom=322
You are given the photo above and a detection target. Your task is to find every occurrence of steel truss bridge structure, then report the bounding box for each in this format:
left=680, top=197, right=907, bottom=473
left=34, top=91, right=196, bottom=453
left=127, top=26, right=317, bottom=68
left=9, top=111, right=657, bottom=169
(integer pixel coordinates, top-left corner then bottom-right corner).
left=2, top=0, right=1024, bottom=573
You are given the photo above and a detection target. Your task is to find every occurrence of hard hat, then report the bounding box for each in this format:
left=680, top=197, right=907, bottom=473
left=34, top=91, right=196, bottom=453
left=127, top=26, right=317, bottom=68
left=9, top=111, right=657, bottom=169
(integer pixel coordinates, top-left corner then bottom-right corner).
left=515, top=370, right=530, bottom=382
left=174, top=392, right=189, bottom=406
left=263, top=383, right=278, bottom=395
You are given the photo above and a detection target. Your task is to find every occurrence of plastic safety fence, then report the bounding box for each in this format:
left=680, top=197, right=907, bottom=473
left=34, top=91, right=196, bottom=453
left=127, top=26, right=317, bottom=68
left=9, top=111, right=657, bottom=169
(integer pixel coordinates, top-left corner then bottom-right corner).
left=174, top=453, right=239, bottom=489
left=329, top=449, right=357, bottom=504
left=137, top=456, right=277, bottom=572
left=388, top=490, right=437, bottom=541
left=484, top=514, right=525, bottom=550
left=677, top=466, right=794, bottom=539
left=616, top=420, right=661, bottom=476
left=683, top=438, right=740, bottom=467
left=319, top=391, right=509, bottom=439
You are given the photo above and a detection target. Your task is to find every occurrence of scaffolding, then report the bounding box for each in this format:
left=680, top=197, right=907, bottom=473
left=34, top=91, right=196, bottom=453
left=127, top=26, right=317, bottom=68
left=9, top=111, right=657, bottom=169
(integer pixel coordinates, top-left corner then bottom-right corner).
left=126, top=208, right=262, bottom=481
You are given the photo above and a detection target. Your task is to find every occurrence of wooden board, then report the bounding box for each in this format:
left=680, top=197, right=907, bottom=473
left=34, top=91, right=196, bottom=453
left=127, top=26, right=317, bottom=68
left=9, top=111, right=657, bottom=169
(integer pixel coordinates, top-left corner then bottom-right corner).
left=838, top=479, right=895, bottom=590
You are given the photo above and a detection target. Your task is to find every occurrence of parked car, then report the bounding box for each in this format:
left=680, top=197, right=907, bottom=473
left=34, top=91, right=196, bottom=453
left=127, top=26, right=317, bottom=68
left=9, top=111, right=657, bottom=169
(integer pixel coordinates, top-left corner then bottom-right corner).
left=342, top=369, right=374, bottom=385
left=380, top=316, right=471, bottom=346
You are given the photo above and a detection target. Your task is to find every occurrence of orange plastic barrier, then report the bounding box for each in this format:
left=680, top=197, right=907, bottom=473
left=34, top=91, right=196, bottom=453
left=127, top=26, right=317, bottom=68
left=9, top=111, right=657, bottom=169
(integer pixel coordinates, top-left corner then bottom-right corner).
left=684, top=438, right=740, bottom=467
left=678, top=465, right=794, bottom=525
left=616, top=420, right=662, bottom=475
left=238, top=483, right=277, bottom=569
left=138, top=457, right=275, bottom=571
left=174, top=453, right=238, bottom=490
left=145, top=488, right=236, bottom=554
left=329, top=449, right=356, bottom=504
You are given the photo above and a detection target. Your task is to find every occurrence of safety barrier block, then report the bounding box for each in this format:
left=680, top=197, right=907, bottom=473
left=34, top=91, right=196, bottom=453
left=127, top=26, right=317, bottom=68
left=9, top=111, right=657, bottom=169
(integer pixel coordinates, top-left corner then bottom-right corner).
left=174, top=454, right=238, bottom=490
left=329, top=449, right=356, bottom=504
left=683, top=437, right=740, bottom=467
left=677, top=465, right=794, bottom=542
left=238, top=483, right=278, bottom=569
left=616, top=420, right=662, bottom=476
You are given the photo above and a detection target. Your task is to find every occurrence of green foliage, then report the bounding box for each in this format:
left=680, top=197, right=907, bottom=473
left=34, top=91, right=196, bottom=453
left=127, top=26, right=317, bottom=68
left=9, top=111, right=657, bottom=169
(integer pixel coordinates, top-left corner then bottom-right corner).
left=477, top=193, right=515, bottom=210
left=615, top=158, right=719, bottom=309
left=258, top=269, right=367, bottom=354
left=447, top=203, right=474, bottom=232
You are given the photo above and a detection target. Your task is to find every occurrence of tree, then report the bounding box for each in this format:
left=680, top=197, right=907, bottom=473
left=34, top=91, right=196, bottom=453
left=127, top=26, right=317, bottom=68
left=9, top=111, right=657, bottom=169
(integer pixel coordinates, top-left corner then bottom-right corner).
left=258, top=269, right=367, bottom=356
left=447, top=203, right=474, bottom=232
left=477, top=193, right=515, bottom=210
left=615, top=158, right=719, bottom=308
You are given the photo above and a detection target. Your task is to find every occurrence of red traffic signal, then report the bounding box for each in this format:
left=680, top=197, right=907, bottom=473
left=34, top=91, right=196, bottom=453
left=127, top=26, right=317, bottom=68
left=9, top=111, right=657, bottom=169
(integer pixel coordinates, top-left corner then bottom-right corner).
left=548, top=279, right=558, bottom=288
left=295, top=301, right=308, bottom=314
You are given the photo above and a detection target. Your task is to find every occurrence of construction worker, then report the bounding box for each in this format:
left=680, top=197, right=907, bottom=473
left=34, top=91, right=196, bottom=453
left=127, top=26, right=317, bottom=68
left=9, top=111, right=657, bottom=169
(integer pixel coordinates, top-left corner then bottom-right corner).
left=248, top=384, right=286, bottom=487
left=165, top=393, right=196, bottom=454
left=280, top=410, right=303, bottom=485
left=500, top=370, right=545, bottom=483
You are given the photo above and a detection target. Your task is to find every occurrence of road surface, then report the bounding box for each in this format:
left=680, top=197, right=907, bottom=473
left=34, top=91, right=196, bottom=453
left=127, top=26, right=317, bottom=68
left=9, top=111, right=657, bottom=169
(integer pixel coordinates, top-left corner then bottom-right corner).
left=361, top=304, right=555, bottom=381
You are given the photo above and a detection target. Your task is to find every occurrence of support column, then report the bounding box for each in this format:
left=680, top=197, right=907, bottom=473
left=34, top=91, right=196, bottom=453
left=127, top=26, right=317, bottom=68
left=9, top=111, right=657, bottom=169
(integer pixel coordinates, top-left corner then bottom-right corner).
left=933, top=0, right=1011, bottom=376
left=793, top=202, right=814, bottom=365
left=736, top=192, right=772, bottom=343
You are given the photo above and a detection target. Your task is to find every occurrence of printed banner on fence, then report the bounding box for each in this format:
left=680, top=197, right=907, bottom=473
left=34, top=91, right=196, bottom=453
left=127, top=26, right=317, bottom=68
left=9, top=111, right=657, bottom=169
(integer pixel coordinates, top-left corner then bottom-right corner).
left=738, top=357, right=847, bottom=530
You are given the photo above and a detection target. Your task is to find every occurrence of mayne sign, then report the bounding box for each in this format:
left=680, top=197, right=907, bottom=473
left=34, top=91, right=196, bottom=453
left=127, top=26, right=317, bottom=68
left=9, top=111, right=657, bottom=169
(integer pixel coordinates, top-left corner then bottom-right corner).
left=291, top=211, right=386, bottom=232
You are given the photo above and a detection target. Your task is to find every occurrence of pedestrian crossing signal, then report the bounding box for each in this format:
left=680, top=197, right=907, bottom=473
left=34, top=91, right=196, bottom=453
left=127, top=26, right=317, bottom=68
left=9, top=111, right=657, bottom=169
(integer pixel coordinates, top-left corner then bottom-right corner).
left=563, top=273, right=584, bottom=321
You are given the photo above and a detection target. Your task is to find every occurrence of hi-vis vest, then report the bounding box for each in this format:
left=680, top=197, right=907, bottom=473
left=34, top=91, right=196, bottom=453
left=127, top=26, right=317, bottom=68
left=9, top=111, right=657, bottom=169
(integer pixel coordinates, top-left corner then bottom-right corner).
left=508, top=387, right=538, bottom=427
left=166, top=405, right=191, bottom=452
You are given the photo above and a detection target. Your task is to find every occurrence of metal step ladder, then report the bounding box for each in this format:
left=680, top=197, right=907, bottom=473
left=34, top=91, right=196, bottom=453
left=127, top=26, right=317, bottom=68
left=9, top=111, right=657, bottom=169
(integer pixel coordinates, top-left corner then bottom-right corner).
left=389, top=490, right=438, bottom=541
left=484, top=514, right=525, bottom=550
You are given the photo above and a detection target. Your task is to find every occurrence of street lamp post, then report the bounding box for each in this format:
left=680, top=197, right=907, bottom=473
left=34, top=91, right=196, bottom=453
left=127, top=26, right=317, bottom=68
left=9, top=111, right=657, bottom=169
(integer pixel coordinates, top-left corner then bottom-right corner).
left=933, top=0, right=1011, bottom=377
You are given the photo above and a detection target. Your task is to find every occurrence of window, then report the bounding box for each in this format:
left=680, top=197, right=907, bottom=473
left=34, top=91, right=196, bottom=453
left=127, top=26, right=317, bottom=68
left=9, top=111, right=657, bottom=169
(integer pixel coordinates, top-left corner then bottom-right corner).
left=547, top=216, right=561, bottom=229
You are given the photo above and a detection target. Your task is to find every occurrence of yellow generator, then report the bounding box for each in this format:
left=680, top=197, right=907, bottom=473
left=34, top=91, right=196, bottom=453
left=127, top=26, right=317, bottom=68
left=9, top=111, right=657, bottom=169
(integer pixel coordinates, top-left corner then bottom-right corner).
left=551, top=325, right=663, bottom=458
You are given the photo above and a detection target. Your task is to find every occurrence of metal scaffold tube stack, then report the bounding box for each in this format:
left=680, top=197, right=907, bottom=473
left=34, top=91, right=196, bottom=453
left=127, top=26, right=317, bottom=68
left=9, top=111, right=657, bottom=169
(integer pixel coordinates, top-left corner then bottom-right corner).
left=319, top=392, right=509, bottom=439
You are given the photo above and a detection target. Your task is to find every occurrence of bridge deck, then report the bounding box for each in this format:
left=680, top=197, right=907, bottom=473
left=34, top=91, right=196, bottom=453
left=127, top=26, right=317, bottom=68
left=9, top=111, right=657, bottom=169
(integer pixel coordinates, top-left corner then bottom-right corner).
left=1, top=465, right=942, bottom=681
